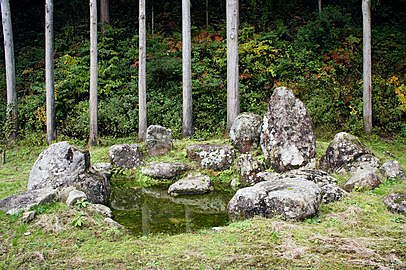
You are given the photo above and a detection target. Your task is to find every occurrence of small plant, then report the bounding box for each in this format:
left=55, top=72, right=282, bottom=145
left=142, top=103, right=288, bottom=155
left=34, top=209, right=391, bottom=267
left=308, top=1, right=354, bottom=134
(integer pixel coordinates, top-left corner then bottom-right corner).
left=71, top=212, right=86, bottom=228
left=75, top=198, right=89, bottom=209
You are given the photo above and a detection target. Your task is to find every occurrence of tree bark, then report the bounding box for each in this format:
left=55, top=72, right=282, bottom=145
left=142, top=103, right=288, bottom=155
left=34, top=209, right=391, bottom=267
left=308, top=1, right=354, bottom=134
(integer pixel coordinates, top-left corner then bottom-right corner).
left=89, top=0, right=98, bottom=146
left=206, top=0, right=209, bottom=29
left=151, top=3, right=154, bottom=35
left=100, top=0, right=109, bottom=33
left=138, top=0, right=147, bottom=141
left=45, top=0, right=56, bottom=145
left=226, top=0, right=240, bottom=132
left=182, top=0, right=193, bottom=138
left=318, top=0, right=322, bottom=13
left=1, top=0, right=17, bottom=140
left=362, top=0, right=372, bottom=134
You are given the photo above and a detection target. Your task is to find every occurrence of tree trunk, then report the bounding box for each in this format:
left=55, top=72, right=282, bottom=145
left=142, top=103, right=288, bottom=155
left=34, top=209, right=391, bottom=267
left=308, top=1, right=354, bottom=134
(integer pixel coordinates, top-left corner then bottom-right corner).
left=318, top=0, right=322, bottom=13
left=1, top=0, right=17, bottom=141
left=100, top=0, right=109, bottom=33
left=45, top=0, right=56, bottom=145
left=206, top=0, right=209, bottom=29
left=362, top=0, right=372, bottom=134
left=89, top=0, right=98, bottom=146
left=226, top=0, right=240, bottom=132
left=151, top=3, right=154, bottom=35
left=138, top=0, right=147, bottom=141
left=182, top=0, right=193, bottom=138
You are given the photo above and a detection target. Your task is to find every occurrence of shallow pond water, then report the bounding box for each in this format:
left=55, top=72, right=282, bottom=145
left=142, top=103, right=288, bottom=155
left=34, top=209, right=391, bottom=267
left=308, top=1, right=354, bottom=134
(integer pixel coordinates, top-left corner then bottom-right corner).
left=110, top=185, right=235, bottom=235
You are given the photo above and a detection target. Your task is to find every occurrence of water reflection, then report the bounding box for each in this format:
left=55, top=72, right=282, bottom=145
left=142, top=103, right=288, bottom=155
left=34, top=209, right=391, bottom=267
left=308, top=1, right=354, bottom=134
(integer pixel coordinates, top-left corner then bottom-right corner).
left=110, top=186, right=234, bottom=235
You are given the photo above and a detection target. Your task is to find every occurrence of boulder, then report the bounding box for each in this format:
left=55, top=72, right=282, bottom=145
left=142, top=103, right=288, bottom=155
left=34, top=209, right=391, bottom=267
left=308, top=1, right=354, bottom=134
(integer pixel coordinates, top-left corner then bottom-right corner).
left=28, top=141, right=89, bottom=190
left=66, top=189, right=87, bottom=206
left=0, top=188, right=58, bottom=215
left=383, top=193, right=406, bottom=214
left=319, top=132, right=379, bottom=174
left=230, top=113, right=262, bottom=153
left=168, top=175, right=214, bottom=196
left=283, top=169, right=347, bottom=204
left=145, top=125, right=173, bottom=156
left=187, top=144, right=235, bottom=171
left=109, top=144, right=143, bottom=169
left=380, top=160, right=405, bottom=180
left=71, top=172, right=111, bottom=205
left=88, top=204, right=112, bottom=217
left=91, top=162, right=113, bottom=178
left=260, top=87, right=316, bottom=172
left=237, top=154, right=265, bottom=187
left=255, top=171, right=281, bottom=182
left=343, top=168, right=382, bottom=192
left=228, top=178, right=321, bottom=221
left=141, top=162, right=190, bottom=179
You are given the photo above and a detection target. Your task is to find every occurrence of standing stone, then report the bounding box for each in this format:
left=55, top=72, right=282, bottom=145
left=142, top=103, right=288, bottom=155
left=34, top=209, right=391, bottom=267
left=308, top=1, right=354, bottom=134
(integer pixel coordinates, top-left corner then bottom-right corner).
left=145, top=125, right=173, bottom=156
left=187, top=144, right=235, bottom=171
left=230, top=113, right=262, bottom=153
left=260, top=87, right=316, bottom=172
left=380, top=160, right=405, bottom=180
left=109, top=144, right=143, bottom=169
left=319, top=132, right=379, bottom=174
left=237, top=154, right=265, bottom=187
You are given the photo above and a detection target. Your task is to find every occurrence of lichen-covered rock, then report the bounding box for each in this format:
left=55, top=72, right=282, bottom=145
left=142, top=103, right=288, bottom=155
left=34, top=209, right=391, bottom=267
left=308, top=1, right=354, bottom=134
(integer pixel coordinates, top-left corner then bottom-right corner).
left=260, top=87, right=316, bottom=172
left=187, top=144, right=235, bottom=171
left=380, top=160, right=405, bottom=180
left=230, top=113, right=262, bottom=153
left=343, top=168, right=382, bottom=192
left=228, top=178, right=321, bottom=221
left=71, top=172, right=111, bottom=205
left=66, top=189, right=87, bottom=206
left=168, top=175, right=214, bottom=196
left=383, top=193, right=406, bottom=214
left=141, top=162, right=190, bottom=179
left=145, top=125, right=173, bottom=156
left=255, top=171, right=281, bottom=182
left=283, top=169, right=347, bottom=204
left=0, top=188, right=58, bottom=215
left=91, top=162, right=113, bottom=178
left=88, top=203, right=112, bottom=217
left=237, top=154, right=265, bottom=187
left=109, top=144, right=143, bottom=169
left=28, top=141, right=90, bottom=190
left=319, top=132, right=379, bottom=174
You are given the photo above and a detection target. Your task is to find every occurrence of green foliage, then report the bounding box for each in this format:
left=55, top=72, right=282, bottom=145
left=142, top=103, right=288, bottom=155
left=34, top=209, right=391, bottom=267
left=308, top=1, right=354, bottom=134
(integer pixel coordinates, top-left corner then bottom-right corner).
left=71, top=212, right=86, bottom=228
left=75, top=199, right=89, bottom=209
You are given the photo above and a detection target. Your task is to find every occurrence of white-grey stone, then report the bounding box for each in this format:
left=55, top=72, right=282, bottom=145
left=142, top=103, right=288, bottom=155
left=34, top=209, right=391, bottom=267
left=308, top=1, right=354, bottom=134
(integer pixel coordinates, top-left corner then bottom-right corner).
left=380, top=160, right=405, bottom=180
left=383, top=193, right=406, bottom=214
left=255, top=171, right=281, bottom=182
left=145, top=125, right=173, bottom=156
left=92, top=162, right=113, bottom=178
left=260, top=87, right=316, bottom=172
left=187, top=144, right=235, bottom=171
left=109, top=144, right=143, bottom=169
left=66, top=189, right=87, bottom=206
left=104, top=217, right=125, bottom=228
left=230, top=113, right=262, bottom=153
left=168, top=175, right=214, bottom=196
left=88, top=203, right=112, bottom=217
left=343, top=168, right=382, bottom=192
left=238, top=154, right=265, bottom=187
left=141, top=162, right=190, bottom=179
left=21, top=211, right=36, bottom=223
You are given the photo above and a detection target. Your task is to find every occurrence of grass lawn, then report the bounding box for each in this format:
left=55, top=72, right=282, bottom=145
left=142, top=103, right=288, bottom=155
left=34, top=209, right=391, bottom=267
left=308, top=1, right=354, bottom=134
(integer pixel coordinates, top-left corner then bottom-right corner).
left=0, top=136, right=405, bottom=270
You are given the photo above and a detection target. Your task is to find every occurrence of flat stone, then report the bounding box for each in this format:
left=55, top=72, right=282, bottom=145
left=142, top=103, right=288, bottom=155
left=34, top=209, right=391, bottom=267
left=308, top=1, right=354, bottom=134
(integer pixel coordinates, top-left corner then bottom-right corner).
left=168, top=175, right=214, bottom=196
left=141, top=162, right=190, bottom=179
left=88, top=203, right=112, bottom=217
left=187, top=144, right=235, bottom=171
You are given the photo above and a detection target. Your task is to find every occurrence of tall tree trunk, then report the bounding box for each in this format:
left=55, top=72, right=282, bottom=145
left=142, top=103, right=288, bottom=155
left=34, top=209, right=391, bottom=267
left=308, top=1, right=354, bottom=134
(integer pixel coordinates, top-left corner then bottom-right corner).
left=45, top=0, right=56, bottom=145
left=151, top=3, right=154, bottom=35
left=362, top=0, right=372, bottom=134
left=100, top=0, right=109, bottom=33
left=1, top=0, right=17, bottom=141
left=206, top=0, right=209, bottom=29
left=182, top=0, right=193, bottom=138
left=89, top=0, right=98, bottom=146
left=226, top=0, right=240, bottom=132
left=318, top=0, right=322, bottom=13
left=138, top=0, right=147, bottom=141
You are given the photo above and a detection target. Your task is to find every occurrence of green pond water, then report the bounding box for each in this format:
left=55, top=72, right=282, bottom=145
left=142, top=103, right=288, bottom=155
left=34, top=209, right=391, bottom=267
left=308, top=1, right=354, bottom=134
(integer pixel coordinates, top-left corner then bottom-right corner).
left=110, top=185, right=235, bottom=235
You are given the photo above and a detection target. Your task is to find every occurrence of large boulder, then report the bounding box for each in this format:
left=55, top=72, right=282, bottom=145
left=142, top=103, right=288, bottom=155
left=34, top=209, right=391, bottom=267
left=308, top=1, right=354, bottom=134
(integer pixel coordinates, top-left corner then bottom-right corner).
left=70, top=172, right=111, bottom=205
left=109, top=144, right=143, bottom=169
left=319, top=132, right=379, bottom=174
left=228, top=178, right=321, bottom=221
left=145, top=125, right=173, bottom=156
left=230, top=113, right=262, bottom=153
left=343, top=168, right=382, bottom=192
left=187, top=144, right=235, bottom=171
left=380, top=160, right=405, bottom=180
left=237, top=154, right=265, bottom=187
left=28, top=141, right=89, bottom=190
left=383, top=193, right=406, bottom=214
left=283, top=169, right=347, bottom=204
left=141, top=162, right=190, bottom=179
left=168, top=175, right=214, bottom=196
left=260, top=87, right=316, bottom=172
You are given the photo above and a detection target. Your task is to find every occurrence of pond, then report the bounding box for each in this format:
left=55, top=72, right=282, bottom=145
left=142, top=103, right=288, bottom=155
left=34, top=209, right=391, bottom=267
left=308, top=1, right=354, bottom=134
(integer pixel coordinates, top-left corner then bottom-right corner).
left=110, top=185, right=235, bottom=235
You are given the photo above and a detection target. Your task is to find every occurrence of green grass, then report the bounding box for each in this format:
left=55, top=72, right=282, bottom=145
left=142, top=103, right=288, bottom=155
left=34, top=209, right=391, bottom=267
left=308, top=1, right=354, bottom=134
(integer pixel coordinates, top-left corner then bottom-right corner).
left=0, top=136, right=405, bottom=269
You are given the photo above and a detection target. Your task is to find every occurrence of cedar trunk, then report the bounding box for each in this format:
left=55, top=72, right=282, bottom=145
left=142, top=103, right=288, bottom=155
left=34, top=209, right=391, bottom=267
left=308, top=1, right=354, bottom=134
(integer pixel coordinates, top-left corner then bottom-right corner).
left=182, top=0, right=193, bottom=137
left=89, top=0, right=98, bottom=146
left=362, top=0, right=372, bottom=134
left=138, top=0, right=147, bottom=141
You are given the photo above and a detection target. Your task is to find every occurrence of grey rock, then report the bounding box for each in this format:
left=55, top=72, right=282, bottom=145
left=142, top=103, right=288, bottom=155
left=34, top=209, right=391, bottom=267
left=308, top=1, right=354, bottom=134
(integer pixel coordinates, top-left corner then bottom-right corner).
left=71, top=172, right=111, bottom=205
left=0, top=188, right=58, bottom=215
left=92, top=162, right=113, bottom=178
left=380, top=160, right=405, bottom=180
left=141, top=162, right=190, bottom=179
left=168, top=175, right=214, bottom=196
left=228, top=178, right=321, bottom=221
left=383, top=193, right=406, bottom=214
left=59, top=186, right=76, bottom=202
left=145, top=125, right=173, bottom=156
left=21, top=211, right=36, bottom=223
left=319, top=132, right=379, bottom=174
left=66, top=189, right=87, bottom=206
left=109, top=144, right=143, bottom=169
left=237, top=154, right=265, bottom=187
left=283, top=169, right=347, bottom=204
left=343, top=168, right=382, bottom=192
left=187, top=144, right=235, bottom=171
left=230, top=113, right=262, bottom=153
left=28, top=141, right=90, bottom=190
left=88, top=203, right=112, bottom=217
left=260, top=87, right=316, bottom=172
left=104, top=217, right=125, bottom=228
left=230, top=178, right=239, bottom=190
left=255, top=171, right=281, bottom=182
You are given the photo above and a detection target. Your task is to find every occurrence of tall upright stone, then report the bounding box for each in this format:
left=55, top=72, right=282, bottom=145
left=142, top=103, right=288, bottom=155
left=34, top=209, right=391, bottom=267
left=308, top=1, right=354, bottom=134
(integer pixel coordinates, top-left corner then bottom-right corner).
left=260, top=87, right=316, bottom=172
